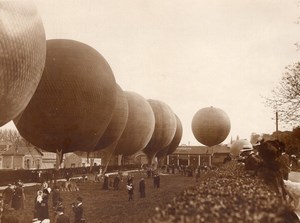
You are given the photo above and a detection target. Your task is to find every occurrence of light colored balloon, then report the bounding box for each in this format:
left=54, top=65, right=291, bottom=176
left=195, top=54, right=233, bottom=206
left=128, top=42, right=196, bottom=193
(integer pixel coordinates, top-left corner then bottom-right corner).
left=192, top=106, right=231, bottom=147
left=0, top=1, right=46, bottom=126
left=230, top=139, right=253, bottom=157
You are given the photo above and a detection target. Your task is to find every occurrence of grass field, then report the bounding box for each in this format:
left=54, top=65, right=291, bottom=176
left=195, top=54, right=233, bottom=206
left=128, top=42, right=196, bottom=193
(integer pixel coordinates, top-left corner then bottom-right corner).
left=7, top=171, right=200, bottom=223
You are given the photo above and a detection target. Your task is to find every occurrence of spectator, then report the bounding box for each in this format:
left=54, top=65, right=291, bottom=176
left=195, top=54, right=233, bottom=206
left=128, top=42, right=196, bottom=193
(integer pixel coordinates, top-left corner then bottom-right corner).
left=127, top=183, right=134, bottom=201
left=72, top=196, right=84, bottom=223
left=139, top=178, right=146, bottom=198
left=113, top=175, right=120, bottom=190
left=11, top=182, right=25, bottom=210
left=52, top=185, right=61, bottom=209
left=102, top=174, right=109, bottom=190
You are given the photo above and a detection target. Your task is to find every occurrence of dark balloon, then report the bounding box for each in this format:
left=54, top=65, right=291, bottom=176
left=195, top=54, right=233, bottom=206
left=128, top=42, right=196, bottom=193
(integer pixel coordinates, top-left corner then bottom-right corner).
left=143, top=100, right=177, bottom=163
left=14, top=39, right=117, bottom=153
left=114, top=92, right=155, bottom=156
left=0, top=1, right=46, bottom=126
left=156, top=114, right=183, bottom=161
left=192, top=107, right=231, bottom=147
left=94, top=84, right=128, bottom=151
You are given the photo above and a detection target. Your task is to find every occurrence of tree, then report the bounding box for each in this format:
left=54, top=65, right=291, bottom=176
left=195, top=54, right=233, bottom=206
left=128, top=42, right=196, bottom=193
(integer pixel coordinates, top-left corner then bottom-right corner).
left=265, top=62, right=300, bottom=127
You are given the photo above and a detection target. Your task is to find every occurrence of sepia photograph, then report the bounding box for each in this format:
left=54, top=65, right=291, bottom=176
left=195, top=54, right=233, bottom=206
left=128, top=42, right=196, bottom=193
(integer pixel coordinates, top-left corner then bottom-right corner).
left=1, top=0, right=300, bottom=222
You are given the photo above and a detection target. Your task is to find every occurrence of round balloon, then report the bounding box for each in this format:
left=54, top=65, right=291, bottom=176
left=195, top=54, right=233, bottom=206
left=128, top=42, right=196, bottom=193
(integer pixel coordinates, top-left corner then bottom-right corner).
left=143, top=100, right=177, bottom=163
left=156, top=114, right=183, bottom=160
left=114, top=92, right=155, bottom=156
left=230, top=139, right=253, bottom=157
left=0, top=1, right=46, bottom=126
left=94, top=84, right=128, bottom=150
left=14, top=39, right=117, bottom=153
left=191, top=106, right=231, bottom=146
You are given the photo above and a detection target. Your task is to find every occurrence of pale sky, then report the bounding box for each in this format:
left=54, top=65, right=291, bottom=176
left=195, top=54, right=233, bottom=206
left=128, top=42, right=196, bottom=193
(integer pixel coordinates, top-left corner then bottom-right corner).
left=2, top=0, right=300, bottom=146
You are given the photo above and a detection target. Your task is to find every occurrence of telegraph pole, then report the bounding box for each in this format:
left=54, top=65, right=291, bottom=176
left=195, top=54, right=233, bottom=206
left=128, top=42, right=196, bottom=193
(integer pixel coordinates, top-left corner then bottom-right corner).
left=276, top=111, right=279, bottom=139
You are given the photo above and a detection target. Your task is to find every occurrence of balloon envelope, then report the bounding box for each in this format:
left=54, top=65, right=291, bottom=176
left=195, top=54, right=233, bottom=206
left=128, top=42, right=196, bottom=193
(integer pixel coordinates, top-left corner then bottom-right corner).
left=114, top=92, right=155, bottom=156
left=156, top=114, right=183, bottom=160
left=94, top=84, right=128, bottom=151
left=143, top=100, right=177, bottom=163
left=14, top=39, right=117, bottom=153
left=0, top=1, right=46, bottom=126
left=191, top=107, right=231, bottom=147
left=230, top=139, right=253, bottom=157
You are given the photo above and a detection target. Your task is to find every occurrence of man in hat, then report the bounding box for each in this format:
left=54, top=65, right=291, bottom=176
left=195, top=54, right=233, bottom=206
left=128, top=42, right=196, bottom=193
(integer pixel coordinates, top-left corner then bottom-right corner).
left=139, top=178, right=146, bottom=198
left=72, top=196, right=84, bottom=223
left=55, top=206, right=70, bottom=223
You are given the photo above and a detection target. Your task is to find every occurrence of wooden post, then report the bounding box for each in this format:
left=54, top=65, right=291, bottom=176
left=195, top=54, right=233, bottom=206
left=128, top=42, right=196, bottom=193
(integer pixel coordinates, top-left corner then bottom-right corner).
left=276, top=111, right=279, bottom=139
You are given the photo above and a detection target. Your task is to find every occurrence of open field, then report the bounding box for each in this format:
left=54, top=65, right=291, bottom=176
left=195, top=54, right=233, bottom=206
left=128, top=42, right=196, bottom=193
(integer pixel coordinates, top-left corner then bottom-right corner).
left=4, top=171, right=199, bottom=223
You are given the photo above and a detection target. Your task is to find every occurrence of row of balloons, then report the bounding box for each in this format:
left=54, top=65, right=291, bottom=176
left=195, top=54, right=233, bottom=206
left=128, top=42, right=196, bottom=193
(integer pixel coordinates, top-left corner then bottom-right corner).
left=1, top=1, right=184, bottom=164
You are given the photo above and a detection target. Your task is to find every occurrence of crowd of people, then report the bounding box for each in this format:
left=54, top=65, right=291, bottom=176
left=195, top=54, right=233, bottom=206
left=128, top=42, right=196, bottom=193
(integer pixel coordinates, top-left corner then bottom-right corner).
left=0, top=180, right=85, bottom=223
left=148, top=160, right=299, bottom=223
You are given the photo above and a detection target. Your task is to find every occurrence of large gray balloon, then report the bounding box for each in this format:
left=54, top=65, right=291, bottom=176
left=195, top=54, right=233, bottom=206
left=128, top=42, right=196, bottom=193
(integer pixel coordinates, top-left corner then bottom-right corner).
left=143, top=100, right=177, bottom=163
left=94, top=84, right=129, bottom=151
left=14, top=39, right=117, bottom=153
left=156, top=114, right=183, bottom=161
left=114, top=92, right=155, bottom=156
left=0, top=1, right=46, bottom=126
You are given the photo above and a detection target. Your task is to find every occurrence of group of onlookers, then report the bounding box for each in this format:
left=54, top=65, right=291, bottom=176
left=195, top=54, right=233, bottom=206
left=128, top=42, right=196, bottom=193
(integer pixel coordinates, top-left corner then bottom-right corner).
left=0, top=180, right=25, bottom=222
left=0, top=180, right=85, bottom=223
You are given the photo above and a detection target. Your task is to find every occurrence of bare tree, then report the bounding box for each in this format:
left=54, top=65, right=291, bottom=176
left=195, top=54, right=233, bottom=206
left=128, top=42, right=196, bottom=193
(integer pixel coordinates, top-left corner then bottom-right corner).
left=265, top=62, right=300, bottom=127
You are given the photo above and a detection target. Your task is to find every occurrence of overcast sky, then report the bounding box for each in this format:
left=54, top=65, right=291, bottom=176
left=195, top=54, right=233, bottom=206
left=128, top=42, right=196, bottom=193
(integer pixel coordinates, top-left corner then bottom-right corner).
left=2, top=0, right=300, bottom=146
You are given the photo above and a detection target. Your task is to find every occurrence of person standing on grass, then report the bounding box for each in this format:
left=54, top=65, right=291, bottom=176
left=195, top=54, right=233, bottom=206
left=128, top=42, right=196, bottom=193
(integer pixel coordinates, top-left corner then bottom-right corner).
left=72, top=196, right=84, bottom=223
left=102, top=174, right=109, bottom=190
left=113, top=175, right=120, bottom=190
left=52, top=185, right=61, bottom=209
left=127, top=183, right=134, bottom=201
left=139, top=178, right=146, bottom=198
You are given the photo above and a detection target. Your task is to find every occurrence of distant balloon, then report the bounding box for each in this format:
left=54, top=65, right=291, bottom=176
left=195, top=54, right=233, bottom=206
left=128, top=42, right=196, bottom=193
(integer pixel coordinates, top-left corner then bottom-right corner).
left=0, top=1, right=46, bottom=126
left=14, top=39, right=117, bottom=153
left=230, top=139, right=253, bottom=157
left=156, top=114, right=183, bottom=161
left=94, top=84, right=128, bottom=150
left=143, top=100, right=177, bottom=163
left=191, top=107, right=231, bottom=146
left=114, top=92, right=155, bottom=156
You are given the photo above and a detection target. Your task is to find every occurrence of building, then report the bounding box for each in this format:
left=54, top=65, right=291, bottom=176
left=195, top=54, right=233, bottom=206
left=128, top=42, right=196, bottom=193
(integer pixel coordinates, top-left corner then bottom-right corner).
left=166, top=144, right=230, bottom=166
left=2, top=146, right=43, bottom=170
left=64, top=152, right=101, bottom=168
left=0, top=141, right=13, bottom=168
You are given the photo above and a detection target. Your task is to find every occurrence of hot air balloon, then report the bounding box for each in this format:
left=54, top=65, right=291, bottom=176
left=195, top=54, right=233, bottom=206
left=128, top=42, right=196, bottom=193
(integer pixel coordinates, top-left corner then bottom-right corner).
left=191, top=106, right=231, bottom=147
left=14, top=39, right=117, bottom=155
left=94, top=84, right=129, bottom=151
left=114, top=92, right=155, bottom=156
left=143, top=100, right=177, bottom=164
left=156, top=114, right=183, bottom=164
left=0, top=1, right=46, bottom=126
left=230, top=139, right=253, bottom=157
